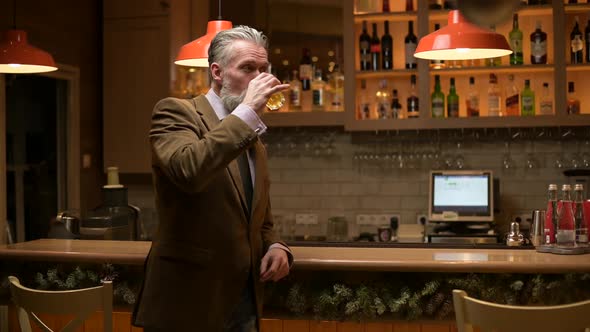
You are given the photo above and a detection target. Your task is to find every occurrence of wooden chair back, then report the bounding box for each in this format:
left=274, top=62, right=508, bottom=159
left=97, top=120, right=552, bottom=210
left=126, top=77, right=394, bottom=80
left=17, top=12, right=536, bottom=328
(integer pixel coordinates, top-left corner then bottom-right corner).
left=453, top=289, right=590, bottom=332
left=8, top=276, right=113, bottom=332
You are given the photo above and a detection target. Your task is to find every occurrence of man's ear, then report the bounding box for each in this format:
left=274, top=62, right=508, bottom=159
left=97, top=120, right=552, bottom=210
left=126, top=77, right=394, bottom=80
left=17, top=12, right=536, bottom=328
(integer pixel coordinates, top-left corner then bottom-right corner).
left=210, top=62, right=222, bottom=84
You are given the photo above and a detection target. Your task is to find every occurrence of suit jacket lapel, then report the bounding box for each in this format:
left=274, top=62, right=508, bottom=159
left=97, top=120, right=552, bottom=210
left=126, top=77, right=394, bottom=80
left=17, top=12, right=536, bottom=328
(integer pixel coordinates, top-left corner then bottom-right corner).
left=192, top=96, right=249, bottom=220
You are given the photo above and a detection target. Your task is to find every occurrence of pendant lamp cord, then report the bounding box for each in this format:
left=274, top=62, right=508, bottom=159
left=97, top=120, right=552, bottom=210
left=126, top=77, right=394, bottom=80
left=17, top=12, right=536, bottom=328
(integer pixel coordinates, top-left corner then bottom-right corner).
left=218, top=0, right=222, bottom=20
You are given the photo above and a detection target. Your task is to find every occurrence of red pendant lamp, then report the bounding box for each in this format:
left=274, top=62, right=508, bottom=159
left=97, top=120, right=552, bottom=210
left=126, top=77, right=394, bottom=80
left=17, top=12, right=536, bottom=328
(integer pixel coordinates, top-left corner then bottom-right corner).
left=414, top=10, right=512, bottom=61
left=0, top=1, right=57, bottom=74
left=175, top=0, right=232, bottom=67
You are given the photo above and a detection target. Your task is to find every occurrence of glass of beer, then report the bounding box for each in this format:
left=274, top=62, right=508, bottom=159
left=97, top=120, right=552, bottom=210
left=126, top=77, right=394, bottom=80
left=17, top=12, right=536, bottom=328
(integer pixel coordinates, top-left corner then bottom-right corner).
left=266, top=92, right=285, bottom=111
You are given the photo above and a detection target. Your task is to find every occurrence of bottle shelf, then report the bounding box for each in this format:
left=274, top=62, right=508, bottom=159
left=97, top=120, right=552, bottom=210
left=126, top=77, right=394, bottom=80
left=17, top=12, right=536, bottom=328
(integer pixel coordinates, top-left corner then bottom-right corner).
left=345, top=114, right=590, bottom=131
left=353, top=12, right=417, bottom=23
left=427, top=5, right=552, bottom=21
left=428, top=64, right=555, bottom=76
left=566, top=63, right=590, bottom=72
left=564, top=3, right=590, bottom=14
left=262, top=111, right=345, bottom=127
left=355, top=69, right=417, bottom=79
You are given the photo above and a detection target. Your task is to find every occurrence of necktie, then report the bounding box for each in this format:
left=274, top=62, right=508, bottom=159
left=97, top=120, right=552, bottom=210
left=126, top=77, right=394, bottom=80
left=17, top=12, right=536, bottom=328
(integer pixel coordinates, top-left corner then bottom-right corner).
left=236, top=151, right=253, bottom=213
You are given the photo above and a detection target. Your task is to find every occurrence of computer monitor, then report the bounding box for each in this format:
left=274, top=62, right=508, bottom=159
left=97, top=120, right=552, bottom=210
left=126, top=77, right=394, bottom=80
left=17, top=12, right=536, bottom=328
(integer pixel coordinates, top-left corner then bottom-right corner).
left=429, top=170, right=494, bottom=222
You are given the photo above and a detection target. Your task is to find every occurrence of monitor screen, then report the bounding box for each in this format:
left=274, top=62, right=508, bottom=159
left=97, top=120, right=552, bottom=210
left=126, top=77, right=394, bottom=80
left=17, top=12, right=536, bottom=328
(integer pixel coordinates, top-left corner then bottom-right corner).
left=429, top=170, right=494, bottom=222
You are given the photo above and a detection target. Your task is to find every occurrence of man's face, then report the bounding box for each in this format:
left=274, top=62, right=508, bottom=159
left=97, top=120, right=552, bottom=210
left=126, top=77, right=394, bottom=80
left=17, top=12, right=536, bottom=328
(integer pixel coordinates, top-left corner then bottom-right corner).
left=214, top=40, right=269, bottom=110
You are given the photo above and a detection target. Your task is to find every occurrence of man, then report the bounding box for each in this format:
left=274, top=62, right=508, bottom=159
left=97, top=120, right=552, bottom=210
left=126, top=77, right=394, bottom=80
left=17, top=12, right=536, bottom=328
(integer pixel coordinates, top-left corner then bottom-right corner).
left=133, top=25, right=292, bottom=332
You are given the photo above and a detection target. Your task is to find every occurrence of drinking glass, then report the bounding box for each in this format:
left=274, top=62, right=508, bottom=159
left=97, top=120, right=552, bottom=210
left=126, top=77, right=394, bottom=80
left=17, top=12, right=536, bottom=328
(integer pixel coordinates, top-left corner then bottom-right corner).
left=502, top=141, right=516, bottom=169
left=266, top=92, right=285, bottom=111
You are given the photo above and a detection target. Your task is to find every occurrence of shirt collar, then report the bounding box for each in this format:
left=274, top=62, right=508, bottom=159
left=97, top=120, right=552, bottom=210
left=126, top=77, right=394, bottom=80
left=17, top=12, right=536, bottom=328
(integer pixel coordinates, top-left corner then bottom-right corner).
left=205, top=89, right=229, bottom=120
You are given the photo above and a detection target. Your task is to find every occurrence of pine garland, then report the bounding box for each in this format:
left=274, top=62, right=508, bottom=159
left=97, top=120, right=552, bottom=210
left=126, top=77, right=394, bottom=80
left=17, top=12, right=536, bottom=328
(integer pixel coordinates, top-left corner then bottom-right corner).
left=266, top=272, right=590, bottom=321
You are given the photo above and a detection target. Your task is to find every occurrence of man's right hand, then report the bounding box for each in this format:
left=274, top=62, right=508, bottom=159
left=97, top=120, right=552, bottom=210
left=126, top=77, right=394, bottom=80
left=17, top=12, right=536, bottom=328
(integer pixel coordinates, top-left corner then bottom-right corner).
left=242, top=73, right=290, bottom=114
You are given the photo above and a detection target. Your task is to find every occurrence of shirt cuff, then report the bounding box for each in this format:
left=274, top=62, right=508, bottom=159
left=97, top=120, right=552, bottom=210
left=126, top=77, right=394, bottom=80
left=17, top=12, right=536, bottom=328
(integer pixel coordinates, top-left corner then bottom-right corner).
left=232, top=104, right=267, bottom=135
left=269, top=243, right=293, bottom=267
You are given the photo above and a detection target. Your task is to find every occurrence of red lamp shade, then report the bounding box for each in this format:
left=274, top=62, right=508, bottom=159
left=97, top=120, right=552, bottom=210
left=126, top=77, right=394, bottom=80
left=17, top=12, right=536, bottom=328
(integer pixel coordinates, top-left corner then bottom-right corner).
left=0, top=30, right=57, bottom=74
left=175, top=20, right=233, bottom=67
left=414, top=10, right=512, bottom=61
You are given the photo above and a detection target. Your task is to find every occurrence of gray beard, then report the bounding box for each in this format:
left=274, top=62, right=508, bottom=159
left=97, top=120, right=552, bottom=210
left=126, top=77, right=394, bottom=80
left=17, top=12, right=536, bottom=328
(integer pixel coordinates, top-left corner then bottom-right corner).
left=220, top=83, right=246, bottom=112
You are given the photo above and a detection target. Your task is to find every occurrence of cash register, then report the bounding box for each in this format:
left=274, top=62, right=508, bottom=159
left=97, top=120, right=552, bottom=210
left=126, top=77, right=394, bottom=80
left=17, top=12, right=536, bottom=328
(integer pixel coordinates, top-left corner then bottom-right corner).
left=427, top=170, right=498, bottom=244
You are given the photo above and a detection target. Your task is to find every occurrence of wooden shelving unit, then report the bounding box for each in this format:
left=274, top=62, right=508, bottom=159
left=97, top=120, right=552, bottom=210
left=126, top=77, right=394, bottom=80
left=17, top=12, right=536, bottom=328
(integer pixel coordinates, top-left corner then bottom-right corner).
left=264, top=0, right=589, bottom=130
left=342, top=0, right=590, bottom=132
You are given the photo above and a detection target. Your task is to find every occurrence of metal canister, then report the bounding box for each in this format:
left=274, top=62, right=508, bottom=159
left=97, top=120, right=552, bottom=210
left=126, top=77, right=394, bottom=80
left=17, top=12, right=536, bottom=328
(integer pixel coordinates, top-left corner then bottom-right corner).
left=530, top=209, right=545, bottom=246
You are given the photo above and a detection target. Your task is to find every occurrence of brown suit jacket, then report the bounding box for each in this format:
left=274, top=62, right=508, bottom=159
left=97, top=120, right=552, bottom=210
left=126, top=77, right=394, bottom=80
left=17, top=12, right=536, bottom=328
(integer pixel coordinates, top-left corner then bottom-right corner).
left=133, top=95, right=287, bottom=331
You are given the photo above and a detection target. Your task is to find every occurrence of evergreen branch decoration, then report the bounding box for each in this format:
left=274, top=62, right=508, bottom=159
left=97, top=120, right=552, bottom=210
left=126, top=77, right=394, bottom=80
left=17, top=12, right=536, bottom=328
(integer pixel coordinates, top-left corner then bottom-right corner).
left=271, top=272, right=590, bottom=321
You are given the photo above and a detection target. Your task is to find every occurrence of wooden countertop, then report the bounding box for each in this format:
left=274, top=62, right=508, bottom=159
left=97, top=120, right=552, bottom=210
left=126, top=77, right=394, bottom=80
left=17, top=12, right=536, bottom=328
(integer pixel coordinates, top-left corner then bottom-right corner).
left=1, top=239, right=589, bottom=273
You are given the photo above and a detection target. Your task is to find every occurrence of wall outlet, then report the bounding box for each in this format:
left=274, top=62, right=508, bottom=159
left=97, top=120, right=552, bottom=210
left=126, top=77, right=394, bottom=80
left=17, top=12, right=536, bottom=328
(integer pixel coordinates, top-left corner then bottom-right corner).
left=295, top=213, right=319, bottom=225
left=356, top=214, right=369, bottom=225
left=356, top=214, right=400, bottom=226
left=416, top=214, right=428, bottom=225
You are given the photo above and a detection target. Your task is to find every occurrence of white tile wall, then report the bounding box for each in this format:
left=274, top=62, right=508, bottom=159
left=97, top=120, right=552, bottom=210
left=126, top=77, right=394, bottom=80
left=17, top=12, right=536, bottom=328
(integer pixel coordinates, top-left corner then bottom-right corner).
left=128, top=130, right=588, bottom=240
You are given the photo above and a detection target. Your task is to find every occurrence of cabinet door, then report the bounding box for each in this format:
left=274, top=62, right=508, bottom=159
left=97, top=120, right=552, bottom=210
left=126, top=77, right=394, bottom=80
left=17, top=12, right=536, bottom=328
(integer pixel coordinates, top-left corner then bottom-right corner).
left=103, top=16, right=170, bottom=173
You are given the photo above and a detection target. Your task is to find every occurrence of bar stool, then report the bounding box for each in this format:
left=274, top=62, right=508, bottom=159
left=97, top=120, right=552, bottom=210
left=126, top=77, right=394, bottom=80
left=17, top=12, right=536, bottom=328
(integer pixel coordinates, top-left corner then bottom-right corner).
left=8, top=276, right=113, bottom=332
left=453, top=289, right=590, bottom=332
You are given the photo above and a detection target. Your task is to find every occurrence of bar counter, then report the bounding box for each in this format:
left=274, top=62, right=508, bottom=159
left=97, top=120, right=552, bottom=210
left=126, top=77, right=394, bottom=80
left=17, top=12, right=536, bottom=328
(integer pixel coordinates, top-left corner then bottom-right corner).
left=1, top=239, right=590, bottom=273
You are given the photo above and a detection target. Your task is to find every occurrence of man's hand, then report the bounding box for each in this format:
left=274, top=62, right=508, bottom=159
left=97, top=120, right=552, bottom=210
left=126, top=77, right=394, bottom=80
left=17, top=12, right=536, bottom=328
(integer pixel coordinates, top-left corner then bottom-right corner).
left=259, top=247, right=290, bottom=282
left=242, top=73, right=290, bottom=114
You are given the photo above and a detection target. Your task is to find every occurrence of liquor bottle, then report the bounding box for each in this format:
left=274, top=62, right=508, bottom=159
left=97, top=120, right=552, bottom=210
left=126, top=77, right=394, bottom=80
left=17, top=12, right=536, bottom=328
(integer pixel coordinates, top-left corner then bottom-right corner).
left=428, top=0, right=442, bottom=9
left=566, top=81, right=581, bottom=114
left=430, top=24, right=446, bottom=69
left=407, top=74, right=419, bottom=118
left=280, top=71, right=291, bottom=113
left=544, top=184, right=558, bottom=245
left=556, top=184, right=576, bottom=247
left=300, top=48, right=312, bottom=91
left=539, top=82, right=553, bottom=115
left=530, top=21, right=547, bottom=64
left=466, top=76, right=480, bottom=117
left=382, top=21, right=393, bottom=70
left=391, top=89, right=403, bottom=119
left=383, top=0, right=390, bottom=12
left=574, top=184, right=588, bottom=246
left=328, top=64, right=344, bottom=112
left=358, top=79, right=371, bottom=119
left=521, top=79, right=535, bottom=116
left=586, top=19, right=590, bottom=63
left=406, top=0, right=414, bottom=11
left=487, top=73, right=501, bottom=116
left=289, top=70, right=301, bottom=111
left=571, top=16, right=584, bottom=64
left=447, top=77, right=459, bottom=117
left=505, top=74, right=520, bottom=116
left=370, top=23, right=381, bottom=71
left=431, top=75, right=445, bottom=118
left=299, top=48, right=313, bottom=111
left=405, top=21, right=418, bottom=69
left=359, top=21, right=371, bottom=71
left=443, top=0, right=456, bottom=9
left=486, top=25, right=502, bottom=67
left=509, top=14, right=523, bottom=65
left=375, top=79, right=391, bottom=119
left=311, top=69, right=326, bottom=109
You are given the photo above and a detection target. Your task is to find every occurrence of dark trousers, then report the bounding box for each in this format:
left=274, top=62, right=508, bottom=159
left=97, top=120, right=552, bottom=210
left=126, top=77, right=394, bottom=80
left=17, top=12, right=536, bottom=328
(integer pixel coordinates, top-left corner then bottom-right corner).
left=223, top=277, right=258, bottom=332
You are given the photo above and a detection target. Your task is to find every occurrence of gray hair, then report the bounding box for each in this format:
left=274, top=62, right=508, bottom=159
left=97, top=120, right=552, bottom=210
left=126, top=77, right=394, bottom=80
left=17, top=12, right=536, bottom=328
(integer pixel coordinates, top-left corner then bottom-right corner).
left=208, top=25, right=268, bottom=81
